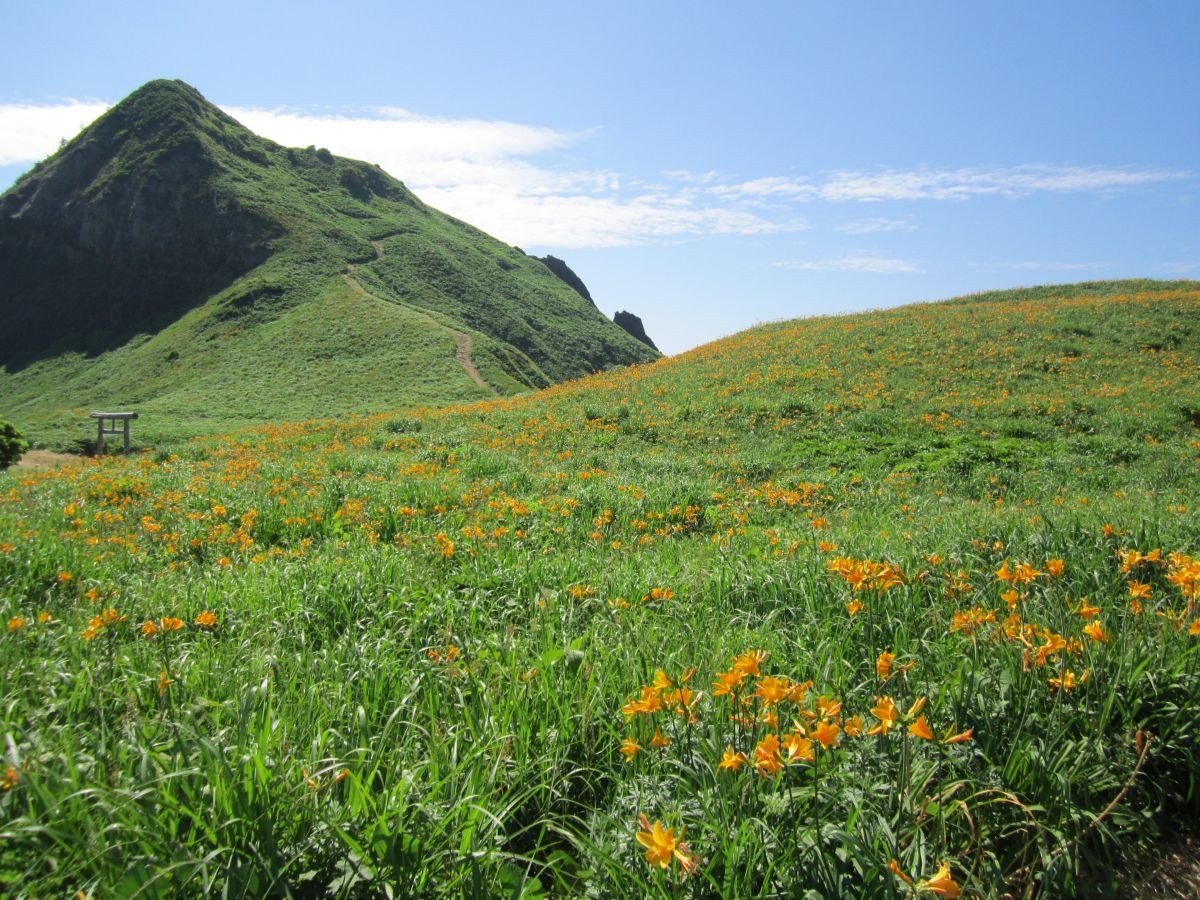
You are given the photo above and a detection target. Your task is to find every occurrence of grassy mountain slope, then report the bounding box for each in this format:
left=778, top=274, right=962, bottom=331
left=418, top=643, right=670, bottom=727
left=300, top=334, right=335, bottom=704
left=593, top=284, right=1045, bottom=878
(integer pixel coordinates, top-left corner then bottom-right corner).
left=0, top=79, right=658, bottom=448
left=1, top=281, right=1198, bottom=896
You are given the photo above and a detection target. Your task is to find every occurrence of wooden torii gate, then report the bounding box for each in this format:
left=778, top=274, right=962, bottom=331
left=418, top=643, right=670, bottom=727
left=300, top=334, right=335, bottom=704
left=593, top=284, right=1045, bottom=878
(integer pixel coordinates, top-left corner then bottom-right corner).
left=90, top=411, right=138, bottom=455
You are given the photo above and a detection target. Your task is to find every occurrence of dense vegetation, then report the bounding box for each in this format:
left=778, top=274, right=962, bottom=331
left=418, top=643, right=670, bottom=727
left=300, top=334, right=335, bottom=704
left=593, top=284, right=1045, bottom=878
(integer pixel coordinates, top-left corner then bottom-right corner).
left=0, top=80, right=658, bottom=450
left=1, top=282, right=1198, bottom=897
left=0, top=421, right=26, bottom=470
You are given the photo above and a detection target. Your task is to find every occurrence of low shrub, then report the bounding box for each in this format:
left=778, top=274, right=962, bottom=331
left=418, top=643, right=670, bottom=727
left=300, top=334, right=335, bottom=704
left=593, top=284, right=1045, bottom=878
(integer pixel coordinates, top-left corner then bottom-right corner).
left=0, top=420, right=27, bottom=469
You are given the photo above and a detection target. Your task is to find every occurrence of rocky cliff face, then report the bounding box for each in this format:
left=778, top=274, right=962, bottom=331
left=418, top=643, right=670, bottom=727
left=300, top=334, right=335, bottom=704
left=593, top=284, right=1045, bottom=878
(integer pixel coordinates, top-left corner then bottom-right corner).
left=537, top=255, right=594, bottom=305
left=613, top=310, right=659, bottom=352
left=0, top=82, right=279, bottom=367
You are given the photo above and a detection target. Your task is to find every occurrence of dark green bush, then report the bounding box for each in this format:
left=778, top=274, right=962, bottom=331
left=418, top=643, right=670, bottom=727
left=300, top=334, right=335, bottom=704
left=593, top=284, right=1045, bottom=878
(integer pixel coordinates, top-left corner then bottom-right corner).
left=0, top=420, right=27, bottom=469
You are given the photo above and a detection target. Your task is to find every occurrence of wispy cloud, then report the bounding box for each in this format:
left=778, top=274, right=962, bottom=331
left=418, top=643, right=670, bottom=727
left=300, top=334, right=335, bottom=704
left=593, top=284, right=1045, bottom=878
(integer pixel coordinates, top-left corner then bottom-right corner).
left=661, top=168, right=722, bottom=184
left=1153, top=261, right=1200, bottom=274
left=816, top=165, right=1183, bottom=202
left=700, top=165, right=1185, bottom=204
left=227, top=106, right=786, bottom=246
left=709, top=175, right=814, bottom=199
left=226, top=106, right=599, bottom=193
left=834, top=217, right=917, bottom=234
left=0, top=99, right=1188, bottom=249
left=0, top=100, right=786, bottom=248
left=413, top=187, right=779, bottom=248
left=775, top=256, right=919, bottom=274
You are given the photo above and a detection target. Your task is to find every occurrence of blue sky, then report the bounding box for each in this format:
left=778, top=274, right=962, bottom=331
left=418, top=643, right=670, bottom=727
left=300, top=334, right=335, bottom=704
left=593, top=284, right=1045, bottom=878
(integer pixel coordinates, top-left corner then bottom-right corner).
left=2, top=1, right=1197, bottom=354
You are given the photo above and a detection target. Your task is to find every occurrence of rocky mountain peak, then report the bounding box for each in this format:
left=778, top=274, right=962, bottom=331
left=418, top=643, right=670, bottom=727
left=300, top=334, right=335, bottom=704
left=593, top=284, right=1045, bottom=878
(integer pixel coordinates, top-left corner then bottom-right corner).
left=613, top=310, right=659, bottom=352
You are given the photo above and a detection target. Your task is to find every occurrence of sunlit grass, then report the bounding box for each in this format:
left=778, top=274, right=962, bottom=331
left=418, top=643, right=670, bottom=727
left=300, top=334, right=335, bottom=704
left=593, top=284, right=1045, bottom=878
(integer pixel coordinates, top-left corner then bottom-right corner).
left=1, top=284, right=1198, bottom=896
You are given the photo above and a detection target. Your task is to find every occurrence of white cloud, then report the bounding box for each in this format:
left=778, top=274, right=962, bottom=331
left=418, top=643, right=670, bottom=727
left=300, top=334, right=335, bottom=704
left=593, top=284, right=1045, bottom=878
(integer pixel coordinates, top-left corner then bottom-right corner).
left=662, top=168, right=722, bottom=184
left=0, top=99, right=784, bottom=248
left=709, top=176, right=814, bottom=199
left=775, top=256, right=919, bottom=274
left=691, top=165, right=1183, bottom=206
left=834, top=217, right=917, bottom=234
left=0, top=100, right=110, bottom=165
left=0, top=99, right=1187, bottom=249
left=816, top=165, right=1183, bottom=202
left=675, top=164, right=1183, bottom=215
left=227, top=106, right=583, bottom=174
left=416, top=186, right=778, bottom=248
left=228, top=107, right=703, bottom=246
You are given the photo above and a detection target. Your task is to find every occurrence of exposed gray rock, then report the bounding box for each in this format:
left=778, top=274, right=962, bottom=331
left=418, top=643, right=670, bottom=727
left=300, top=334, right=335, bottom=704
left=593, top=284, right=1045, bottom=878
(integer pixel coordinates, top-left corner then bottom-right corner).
left=537, top=255, right=594, bottom=305
left=0, top=80, right=277, bottom=366
left=613, top=310, right=659, bottom=352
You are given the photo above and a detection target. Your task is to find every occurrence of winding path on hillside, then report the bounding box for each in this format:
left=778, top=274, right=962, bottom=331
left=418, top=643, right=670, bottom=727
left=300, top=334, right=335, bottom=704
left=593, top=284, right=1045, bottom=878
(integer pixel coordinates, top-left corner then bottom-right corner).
left=341, top=238, right=497, bottom=396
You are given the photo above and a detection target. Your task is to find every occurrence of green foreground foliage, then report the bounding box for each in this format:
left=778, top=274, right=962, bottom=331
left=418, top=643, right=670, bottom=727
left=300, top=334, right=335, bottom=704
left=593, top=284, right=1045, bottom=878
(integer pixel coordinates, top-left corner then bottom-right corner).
left=0, top=421, right=26, bottom=470
left=1, top=282, right=1199, bottom=897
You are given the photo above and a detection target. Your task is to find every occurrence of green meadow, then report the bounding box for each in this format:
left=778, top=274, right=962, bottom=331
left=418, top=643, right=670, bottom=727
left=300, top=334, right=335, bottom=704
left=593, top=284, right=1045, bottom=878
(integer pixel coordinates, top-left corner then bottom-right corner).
left=1, top=282, right=1199, bottom=897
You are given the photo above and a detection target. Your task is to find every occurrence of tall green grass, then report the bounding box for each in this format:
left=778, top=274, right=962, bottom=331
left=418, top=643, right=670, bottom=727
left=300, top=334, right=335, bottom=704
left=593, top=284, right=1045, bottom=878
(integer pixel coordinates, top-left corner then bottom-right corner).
left=1, top=283, right=1198, bottom=896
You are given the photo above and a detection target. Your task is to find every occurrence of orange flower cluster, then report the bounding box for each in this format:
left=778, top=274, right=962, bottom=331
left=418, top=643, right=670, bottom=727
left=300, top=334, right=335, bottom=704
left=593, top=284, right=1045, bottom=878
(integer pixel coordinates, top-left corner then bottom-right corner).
left=828, top=557, right=906, bottom=593
left=426, top=644, right=461, bottom=665
left=621, top=668, right=699, bottom=721
left=625, top=650, right=971, bottom=786
left=619, top=667, right=701, bottom=762
left=141, top=617, right=184, bottom=638
left=995, top=560, right=1047, bottom=585
left=949, top=607, right=996, bottom=636
left=943, top=542, right=1200, bottom=689
left=77, top=607, right=217, bottom=642
left=866, top=695, right=971, bottom=743
left=1166, top=552, right=1200, bottom=601
left=620, top=648, right=976, bottom=884
left=81, top=607, right=126, bottom=640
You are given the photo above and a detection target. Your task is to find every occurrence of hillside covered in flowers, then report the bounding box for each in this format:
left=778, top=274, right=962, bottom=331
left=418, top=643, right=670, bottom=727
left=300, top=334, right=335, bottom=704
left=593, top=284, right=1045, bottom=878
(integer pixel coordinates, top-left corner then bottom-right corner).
left=1, top=282, right=1198, bottom=897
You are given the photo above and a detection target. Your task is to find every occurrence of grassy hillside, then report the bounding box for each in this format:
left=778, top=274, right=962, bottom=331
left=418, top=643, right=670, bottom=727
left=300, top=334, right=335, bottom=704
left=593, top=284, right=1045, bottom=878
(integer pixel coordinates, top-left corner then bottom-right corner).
left=1, top=282, right=1198, bottom=896
left=0, top=80, right=658, bottom=449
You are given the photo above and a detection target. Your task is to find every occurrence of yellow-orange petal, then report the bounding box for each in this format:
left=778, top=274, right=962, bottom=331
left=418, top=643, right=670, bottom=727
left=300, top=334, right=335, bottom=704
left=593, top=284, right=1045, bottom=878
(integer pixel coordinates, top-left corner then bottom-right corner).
left=908, top=714, right=935, bottom=741
left=921, top=860, right=961, bottom=898
left=943, top=727, right=974, bottom=744
left=887, top=858, right=914, bottom=886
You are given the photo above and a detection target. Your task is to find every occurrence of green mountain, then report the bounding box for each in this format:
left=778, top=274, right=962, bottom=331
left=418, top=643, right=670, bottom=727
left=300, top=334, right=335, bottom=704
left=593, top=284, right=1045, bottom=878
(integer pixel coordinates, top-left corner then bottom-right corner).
left=0, top=79, right=659, bottom=448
